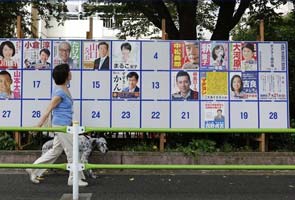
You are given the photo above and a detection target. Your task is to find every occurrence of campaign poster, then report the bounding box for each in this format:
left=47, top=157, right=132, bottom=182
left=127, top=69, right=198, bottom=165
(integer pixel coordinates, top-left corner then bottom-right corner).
left=53, top=40, right=81, bottom=69
left=112, top=71, right=140, bottom=99
left=83, top=41, right=110, bottom=70
left=0, top=40, right=22, bottom=70
left=259, top=72, right=287, bottom=100
left=230, top=42, right=257, bottom=71
left=112, top=41, right=140, bottom=70
left=171, top=71, right=198, bottom=100
left=203, top=102, right=227, bottom=128
left=229, top=72, right=257, bottom=100
left=23, top=40, right=51, bottom=69
left=0, top=69, right=21, bottom=99
left=200, top=42, right=228, bottom=70
left=259, top=43, right=287, bottom=71
left=171, top=41, right=199, bottom=70
left=201, top=72, right=228, bottom=100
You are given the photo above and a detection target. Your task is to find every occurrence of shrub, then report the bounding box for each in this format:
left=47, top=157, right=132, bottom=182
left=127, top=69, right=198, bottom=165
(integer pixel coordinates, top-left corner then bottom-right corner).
left=0, top=133, right=16, bottom=150
left=177, top=139, right=216, bottom=156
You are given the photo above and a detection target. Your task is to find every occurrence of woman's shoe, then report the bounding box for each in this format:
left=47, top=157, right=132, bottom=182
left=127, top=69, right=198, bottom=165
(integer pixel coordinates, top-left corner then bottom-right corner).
left=26, top=169, right=40, bottom=184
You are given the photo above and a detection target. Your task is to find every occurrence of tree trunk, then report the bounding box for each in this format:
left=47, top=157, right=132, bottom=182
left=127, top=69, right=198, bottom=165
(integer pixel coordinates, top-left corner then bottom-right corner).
left=137, top=1, right=180, bottom=39
left=177, top=1, right=197, bottom=39
left=211, top=0, right=251, bottom=40
left=211, top=1, right=235, bottom=40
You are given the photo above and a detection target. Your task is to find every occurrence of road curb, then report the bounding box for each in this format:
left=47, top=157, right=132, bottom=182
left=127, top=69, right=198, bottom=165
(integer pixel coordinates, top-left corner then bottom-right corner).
left=1, top=151, right=295, bottom=165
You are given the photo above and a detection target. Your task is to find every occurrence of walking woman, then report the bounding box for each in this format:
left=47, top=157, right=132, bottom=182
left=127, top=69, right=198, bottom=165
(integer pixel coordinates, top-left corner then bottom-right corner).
left=26, top=63, right=88, bottom=186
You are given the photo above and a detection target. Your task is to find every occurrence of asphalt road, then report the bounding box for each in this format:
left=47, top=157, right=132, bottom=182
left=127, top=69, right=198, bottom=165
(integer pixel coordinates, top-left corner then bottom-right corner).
left=1, top=171, right=295, bottom=200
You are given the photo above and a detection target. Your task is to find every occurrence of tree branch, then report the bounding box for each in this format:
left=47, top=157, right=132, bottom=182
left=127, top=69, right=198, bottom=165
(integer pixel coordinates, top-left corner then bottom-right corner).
left=229, top=0, right=252, bottom=30
left=148, top=0, right=179, bottom=39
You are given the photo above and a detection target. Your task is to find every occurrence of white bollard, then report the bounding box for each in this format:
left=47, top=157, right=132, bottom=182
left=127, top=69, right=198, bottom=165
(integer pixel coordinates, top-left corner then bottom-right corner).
left=72, top=122, right=79, bottom=200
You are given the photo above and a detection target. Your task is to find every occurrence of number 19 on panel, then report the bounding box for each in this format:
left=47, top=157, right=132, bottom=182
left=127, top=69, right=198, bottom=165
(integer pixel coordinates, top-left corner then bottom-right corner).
left=240, top=112, right=248, bottom=120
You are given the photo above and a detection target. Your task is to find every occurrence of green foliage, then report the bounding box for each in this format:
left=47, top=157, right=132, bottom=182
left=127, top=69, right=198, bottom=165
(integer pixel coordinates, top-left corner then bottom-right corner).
left=231, top=17, right=258, bottom=41
left=0, top=1, right=68, bottom=38
left=219, top=142, right=234, bottom=152
left=0, top=133, right=16, bottom=150
left=247, top=0, right=287, bottom=25
left=33, top=0, right=68, bottom=29
left=83, top=0, right=217, bottom=39
left=268, top=133, right=295, bottom=151
left=122, top=141, right=158, bottom=152
left=83, top=1, right=289, bottom=40
left=232, top=5, right=294, bottom=41
left=219, top=142, right=253, bottom=152
left=116, top=18, right=161, bottom=39
left=177, top=139, right=216, bottom=156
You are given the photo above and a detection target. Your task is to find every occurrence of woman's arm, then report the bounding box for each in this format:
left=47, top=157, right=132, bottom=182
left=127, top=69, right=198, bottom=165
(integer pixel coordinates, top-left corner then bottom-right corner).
left=37, top=96, right=61, bottom=127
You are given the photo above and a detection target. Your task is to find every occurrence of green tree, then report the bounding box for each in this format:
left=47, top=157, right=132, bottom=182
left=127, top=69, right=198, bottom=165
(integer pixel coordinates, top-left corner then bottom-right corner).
left=0, top=1, right=68, bottom=38
left=83, top=0, right=255, bottom=40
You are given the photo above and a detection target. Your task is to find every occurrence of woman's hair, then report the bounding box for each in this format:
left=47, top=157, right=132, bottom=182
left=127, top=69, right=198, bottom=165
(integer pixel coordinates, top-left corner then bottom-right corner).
left=121, top=42, right=132, bottom=51
left=212, top=45, right=225, bottom=60
left=0, top=41, right=16, bottom=57
left=242, top=43, right=255, bottom=52
left=52, top=64, right=70, bottom=85
left=230, top=75, right=243, bottom=92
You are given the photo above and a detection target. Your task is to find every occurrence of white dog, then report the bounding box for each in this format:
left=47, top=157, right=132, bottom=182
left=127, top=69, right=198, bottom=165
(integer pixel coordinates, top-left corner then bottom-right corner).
left=42, top=136, right=108, bottom=178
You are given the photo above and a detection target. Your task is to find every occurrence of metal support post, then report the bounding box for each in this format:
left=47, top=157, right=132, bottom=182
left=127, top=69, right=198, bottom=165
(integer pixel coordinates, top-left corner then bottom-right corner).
left=67, top=122, right=85, bottom=200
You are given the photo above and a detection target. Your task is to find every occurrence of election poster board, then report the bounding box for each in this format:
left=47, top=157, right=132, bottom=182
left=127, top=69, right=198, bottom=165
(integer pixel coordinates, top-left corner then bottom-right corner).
left=0, top=39, right=289, bottom=129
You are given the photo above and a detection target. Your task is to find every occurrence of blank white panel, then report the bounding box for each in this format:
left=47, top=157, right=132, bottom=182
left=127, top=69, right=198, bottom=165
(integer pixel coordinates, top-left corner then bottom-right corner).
left=0, top=100, right=21, bottom=127
left=230, top=102, right=258, bottom=128
left=171, top=101, right=199, bottom=128
left=141, top=101, right=169, bottom=128
left=22, top=100, right=50, bottom=126
left=141, top=42, right=170, bottom=70
left=259, top=102, right=288, bottom=128
left=112, top=101, right=140, bottom=127
left=22, top=71, right=51, bottom=99
left=81, top=101, right=110, bottom=127
left=141, top=72, right=170, bottom=100
left=82, top=71, right=110, bottom=99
